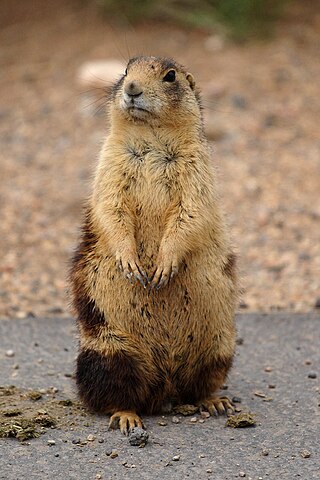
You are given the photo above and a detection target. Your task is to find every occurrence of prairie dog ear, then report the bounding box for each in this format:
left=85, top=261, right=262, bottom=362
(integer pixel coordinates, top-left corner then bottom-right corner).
left=186, top=73, right=195, bottom=90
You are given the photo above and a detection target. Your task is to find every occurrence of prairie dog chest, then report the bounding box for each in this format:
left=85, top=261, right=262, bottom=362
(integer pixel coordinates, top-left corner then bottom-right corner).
left=120, top=140, right=181, bottom=209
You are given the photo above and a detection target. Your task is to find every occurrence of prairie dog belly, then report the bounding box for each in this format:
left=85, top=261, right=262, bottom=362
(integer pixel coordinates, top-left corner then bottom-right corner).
left=84, top=240, right=235, bottom=368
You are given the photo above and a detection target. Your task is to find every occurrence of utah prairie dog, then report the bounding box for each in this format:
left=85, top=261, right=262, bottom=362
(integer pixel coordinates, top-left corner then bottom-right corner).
left=70, top=56, right=238, bottom=434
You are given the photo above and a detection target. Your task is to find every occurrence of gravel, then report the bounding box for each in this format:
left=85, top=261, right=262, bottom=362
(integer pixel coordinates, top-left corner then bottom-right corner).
left=0, top=2, right=320, bottom=318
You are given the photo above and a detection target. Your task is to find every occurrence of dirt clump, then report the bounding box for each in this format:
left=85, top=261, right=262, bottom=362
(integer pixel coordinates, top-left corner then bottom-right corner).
left=0, top=385, right=87, bottom=441
left=226, top=412, right=256, bottom=428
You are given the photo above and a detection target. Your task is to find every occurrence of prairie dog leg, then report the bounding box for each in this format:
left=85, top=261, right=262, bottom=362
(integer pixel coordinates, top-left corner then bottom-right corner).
left=76, top=348, right=153, bottom=434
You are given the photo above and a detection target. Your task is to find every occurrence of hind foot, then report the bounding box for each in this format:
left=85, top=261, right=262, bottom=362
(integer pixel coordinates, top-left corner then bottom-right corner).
left=198, top=396, right=234, bottom=416
left=109, top=410, right=144, bottom=435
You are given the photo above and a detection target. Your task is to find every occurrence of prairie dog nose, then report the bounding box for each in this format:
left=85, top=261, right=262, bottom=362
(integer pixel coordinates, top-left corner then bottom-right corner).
left=125, top=81, right=143, bottom=97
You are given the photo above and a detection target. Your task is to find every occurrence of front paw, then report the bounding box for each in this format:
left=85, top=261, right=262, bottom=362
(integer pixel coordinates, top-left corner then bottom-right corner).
left=116, top=252, right=148, bottom=288
left=149, top=257, right=179, bottom=290
left=109, top=410, right=144, bottom=435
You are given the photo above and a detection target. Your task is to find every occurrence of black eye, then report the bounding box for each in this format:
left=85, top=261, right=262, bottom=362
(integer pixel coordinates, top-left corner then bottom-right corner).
left=124, top=68, right=128, bottom=76
left=163, top=70, right=176, bottom=82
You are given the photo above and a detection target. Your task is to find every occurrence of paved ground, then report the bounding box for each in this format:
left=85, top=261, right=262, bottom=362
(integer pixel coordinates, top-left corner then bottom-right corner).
left=0, top=314, right=319, bottom=479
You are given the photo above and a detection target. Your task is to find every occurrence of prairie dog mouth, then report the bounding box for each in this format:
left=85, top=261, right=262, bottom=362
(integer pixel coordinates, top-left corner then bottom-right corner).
left=128, top=105, right=148, bottom=112
left=122, top=96, right=152, bottom=118
left=127, top=106, right=151, bottom=120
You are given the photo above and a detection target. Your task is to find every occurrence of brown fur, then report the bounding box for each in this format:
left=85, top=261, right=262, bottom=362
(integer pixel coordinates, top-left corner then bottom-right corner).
left=70, top=56, right=238, bottom=426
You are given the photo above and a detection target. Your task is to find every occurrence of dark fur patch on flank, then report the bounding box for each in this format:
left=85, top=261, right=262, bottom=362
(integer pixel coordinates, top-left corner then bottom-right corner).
left=76, top=349, right=162, bottom=413
left=175, top=355, right=234, bottom=404
left=70, top=208, right=97, bottom=271
left=223, top=253, right=237, bottom=279
left=74, top=287, right=106, bottom=333
left=69, top=208, right=106, bottom=333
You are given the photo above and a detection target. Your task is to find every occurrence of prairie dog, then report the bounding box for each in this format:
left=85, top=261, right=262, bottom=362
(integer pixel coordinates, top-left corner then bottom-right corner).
left=70, top=56, right=237, bottom=434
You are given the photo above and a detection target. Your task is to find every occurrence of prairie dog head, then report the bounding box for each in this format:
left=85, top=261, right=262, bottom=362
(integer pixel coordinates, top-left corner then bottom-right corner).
left=110, top=56, right=201, bottom=127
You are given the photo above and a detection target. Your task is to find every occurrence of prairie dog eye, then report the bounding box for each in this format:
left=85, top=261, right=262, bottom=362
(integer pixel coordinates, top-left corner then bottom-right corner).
left=124, top=68, right=128, bottom=76
left=163, top=70, right=176, bottom=82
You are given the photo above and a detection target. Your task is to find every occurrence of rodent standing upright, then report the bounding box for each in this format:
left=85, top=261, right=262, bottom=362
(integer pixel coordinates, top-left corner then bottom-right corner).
left=70, top=56, right=238, bottom=434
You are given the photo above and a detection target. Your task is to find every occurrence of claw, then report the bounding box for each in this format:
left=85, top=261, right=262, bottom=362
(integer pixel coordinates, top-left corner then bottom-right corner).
left=134, top=265, right=148, bottom=288
left=126, top=271, right=133, bottom=283
left=198, top=396, right=235, bottom=417
left=109, top=410, right=143, bottom=436
left=149, top=260, right=178, bottom=291
left=116, top=253, right=148, bottom=288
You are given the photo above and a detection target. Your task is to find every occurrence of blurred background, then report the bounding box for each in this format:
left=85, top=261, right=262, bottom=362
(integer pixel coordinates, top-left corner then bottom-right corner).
left=0, top=0, right=319, bottom=320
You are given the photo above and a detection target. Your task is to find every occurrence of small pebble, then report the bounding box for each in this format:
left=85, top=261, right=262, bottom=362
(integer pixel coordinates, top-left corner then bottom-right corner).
left=47, top=440, right=56, bottom=446
left=110, top=450, right=118, bottom=459
left=261, top=448, right=269, bottom=456
left=304, top=359, right=312, bottom=365
left=199, top=453, right=205, bottom=458
left=254, top=391, right=266, bottom=398
left=199, top=419, right=205, bottom=423
left=96, top=475, right=102, bottom=479
left=123, top=462, right=136, bottom=468
left=54, top=453, right=59, bottom=458
left=264, top=366, right=273, bottom=372
left=87, top=434, right=95, bottom=441
left=232, top=396, right=242, bottom=403
left=5, top=349, right=15, bottom=357
left=200, top=411, right=210, bottom=419
left=13, top=363, right=19, bottom=369
left=158, top=420, right=167, bottom=426
left=268, top=384, right=276, bottom=389
left=172, top=416, right=180, bottom=424
left=72, top=439, right=81, bottom=445
left=301, top=449, right=311, bottom=458
left=98, top=438, right=104, bottom=443
left=239, top=472, right=246, bottom=477
left=206, top=469, right=213, bottom=473
left=190, top=417, right=197, bottom=423
left=172, top=455, right=180, bottom=461
left=308, top=372, right=317, bottom=379
left=128, top=427, right=149, bottom=447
